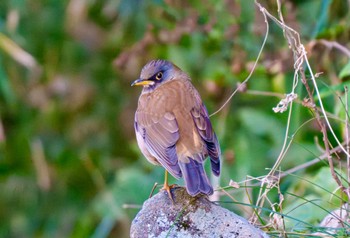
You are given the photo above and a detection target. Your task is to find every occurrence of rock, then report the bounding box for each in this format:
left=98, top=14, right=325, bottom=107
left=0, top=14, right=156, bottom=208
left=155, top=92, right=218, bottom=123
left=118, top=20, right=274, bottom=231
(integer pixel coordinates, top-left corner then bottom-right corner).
left=130, top=187, right=269, bottom=238
left=313, top=203, right=350, bottom=236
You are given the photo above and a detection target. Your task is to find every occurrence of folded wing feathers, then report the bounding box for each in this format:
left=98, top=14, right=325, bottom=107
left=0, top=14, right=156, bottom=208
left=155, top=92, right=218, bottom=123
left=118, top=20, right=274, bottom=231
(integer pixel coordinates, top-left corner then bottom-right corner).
left=136, top=112, right=182, bottom=178
left=191, top=104, right=221, bottom=176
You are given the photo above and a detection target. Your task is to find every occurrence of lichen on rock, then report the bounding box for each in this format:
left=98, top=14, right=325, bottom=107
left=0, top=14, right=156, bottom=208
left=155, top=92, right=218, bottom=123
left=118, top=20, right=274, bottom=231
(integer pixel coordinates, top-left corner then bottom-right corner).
left=130, top=187, right=269, bottom=238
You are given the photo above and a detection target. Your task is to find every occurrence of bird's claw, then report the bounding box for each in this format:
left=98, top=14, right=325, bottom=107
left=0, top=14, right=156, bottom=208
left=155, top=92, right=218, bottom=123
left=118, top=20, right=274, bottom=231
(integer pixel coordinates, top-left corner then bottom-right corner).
left=161, top=184, right=178, bottom=204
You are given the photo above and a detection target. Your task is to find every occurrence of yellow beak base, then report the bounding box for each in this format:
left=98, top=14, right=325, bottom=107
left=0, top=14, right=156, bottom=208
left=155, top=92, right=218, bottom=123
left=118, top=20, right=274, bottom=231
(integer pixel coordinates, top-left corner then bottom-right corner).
left=131, top=79, right=155, bottom=86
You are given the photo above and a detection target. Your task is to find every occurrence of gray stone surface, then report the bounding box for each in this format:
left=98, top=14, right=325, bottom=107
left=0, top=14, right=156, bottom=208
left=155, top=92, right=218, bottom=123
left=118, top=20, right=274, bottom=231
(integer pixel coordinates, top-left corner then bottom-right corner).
left=130, top=187, right=269, bottom=238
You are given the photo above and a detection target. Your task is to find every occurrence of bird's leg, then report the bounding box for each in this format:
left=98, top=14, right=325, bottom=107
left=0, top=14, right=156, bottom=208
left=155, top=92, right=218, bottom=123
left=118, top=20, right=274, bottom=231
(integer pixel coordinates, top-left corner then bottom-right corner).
left=161, top=171, right=175, bottom=203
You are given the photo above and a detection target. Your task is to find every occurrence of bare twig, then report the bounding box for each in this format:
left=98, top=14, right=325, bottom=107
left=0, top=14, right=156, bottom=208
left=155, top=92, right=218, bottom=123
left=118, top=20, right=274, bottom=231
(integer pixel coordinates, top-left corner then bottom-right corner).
left=252, top=0, right=350, bottom=224
left=246, top=90, right=286, bottom=98
left=299, top=67, right=346, bottom=193
left=218, top=142, right=347, bottom=197
left=315, top=40, right=350, bottom=58
left=149, top=182, right=159, bottom=198
left=346, top=86, right=350, bottom=198
left=0, top=33, right=39, bottom=70
left=0, top=118, right=5, bottom=142
left=279, top=143, right=346, bottom=178
left=253, top=1, right=302, bottom=223
left=304, top=55, right=350, bottom=158
left=209, top=4, right=270, bottom=117
left=31, top=139, right=51, bottom=191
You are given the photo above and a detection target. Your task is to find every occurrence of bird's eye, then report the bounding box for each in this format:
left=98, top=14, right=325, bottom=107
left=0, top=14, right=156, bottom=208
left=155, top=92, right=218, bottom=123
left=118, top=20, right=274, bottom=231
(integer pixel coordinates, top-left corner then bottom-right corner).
left=155, top=72, right=163, bottom=80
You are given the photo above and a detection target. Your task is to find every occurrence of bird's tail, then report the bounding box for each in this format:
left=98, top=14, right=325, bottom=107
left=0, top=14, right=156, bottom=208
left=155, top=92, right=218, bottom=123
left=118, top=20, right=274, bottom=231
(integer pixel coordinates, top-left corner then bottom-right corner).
left=178, top=157, right=213, bottom=196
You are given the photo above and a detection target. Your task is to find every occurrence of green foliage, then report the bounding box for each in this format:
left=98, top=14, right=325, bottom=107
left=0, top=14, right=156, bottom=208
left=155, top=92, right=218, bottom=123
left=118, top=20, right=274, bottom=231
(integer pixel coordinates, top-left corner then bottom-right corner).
left=0, top=0, right=350, bottom=237
left=284, top=167, right=344, bottom=229
left=339, top=61, right=350, bottom=79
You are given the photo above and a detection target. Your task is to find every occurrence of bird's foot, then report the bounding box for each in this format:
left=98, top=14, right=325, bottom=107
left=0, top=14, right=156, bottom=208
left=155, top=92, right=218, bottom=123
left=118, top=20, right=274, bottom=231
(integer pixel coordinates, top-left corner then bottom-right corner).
left=161, top=184, right=178, bottom=203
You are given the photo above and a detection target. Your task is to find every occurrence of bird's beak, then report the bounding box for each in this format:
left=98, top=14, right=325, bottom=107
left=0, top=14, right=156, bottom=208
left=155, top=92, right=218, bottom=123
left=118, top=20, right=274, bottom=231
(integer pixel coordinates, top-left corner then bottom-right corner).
left=131, top=78, right=155, bottom=87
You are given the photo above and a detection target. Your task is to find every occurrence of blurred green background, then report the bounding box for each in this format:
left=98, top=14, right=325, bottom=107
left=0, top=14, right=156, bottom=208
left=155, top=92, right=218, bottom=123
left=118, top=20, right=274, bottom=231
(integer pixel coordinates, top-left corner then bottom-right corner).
left=1, top=0, right=350, bottom=237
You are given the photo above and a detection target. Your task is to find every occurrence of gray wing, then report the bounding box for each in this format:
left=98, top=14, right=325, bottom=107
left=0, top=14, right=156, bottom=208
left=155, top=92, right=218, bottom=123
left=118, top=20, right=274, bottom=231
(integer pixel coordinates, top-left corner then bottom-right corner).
left=135, top=111, right=182, bottom=179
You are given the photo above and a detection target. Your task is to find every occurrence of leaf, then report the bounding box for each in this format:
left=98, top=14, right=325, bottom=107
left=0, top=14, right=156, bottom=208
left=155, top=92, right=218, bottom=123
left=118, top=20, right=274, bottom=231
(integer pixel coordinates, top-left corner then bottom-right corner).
left=339, top=60, right=350, bottom=79
left=239, top=108, right=284, bottom=144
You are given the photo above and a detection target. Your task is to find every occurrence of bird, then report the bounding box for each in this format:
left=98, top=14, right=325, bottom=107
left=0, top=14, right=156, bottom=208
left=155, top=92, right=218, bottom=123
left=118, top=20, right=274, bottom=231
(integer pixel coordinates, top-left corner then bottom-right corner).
left=132, top=59, right=221, bottom=198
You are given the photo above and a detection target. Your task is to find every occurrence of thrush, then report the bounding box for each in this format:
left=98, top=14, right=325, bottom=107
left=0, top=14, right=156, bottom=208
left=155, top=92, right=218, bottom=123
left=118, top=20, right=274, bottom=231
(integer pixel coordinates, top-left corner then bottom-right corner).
left=132, top=59, right=221, bottom=198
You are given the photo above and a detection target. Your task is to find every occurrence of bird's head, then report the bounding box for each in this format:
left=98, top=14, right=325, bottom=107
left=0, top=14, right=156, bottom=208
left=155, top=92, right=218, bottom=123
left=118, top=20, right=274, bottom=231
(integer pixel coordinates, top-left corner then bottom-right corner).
left=131, top=60, right=186, bottom=89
